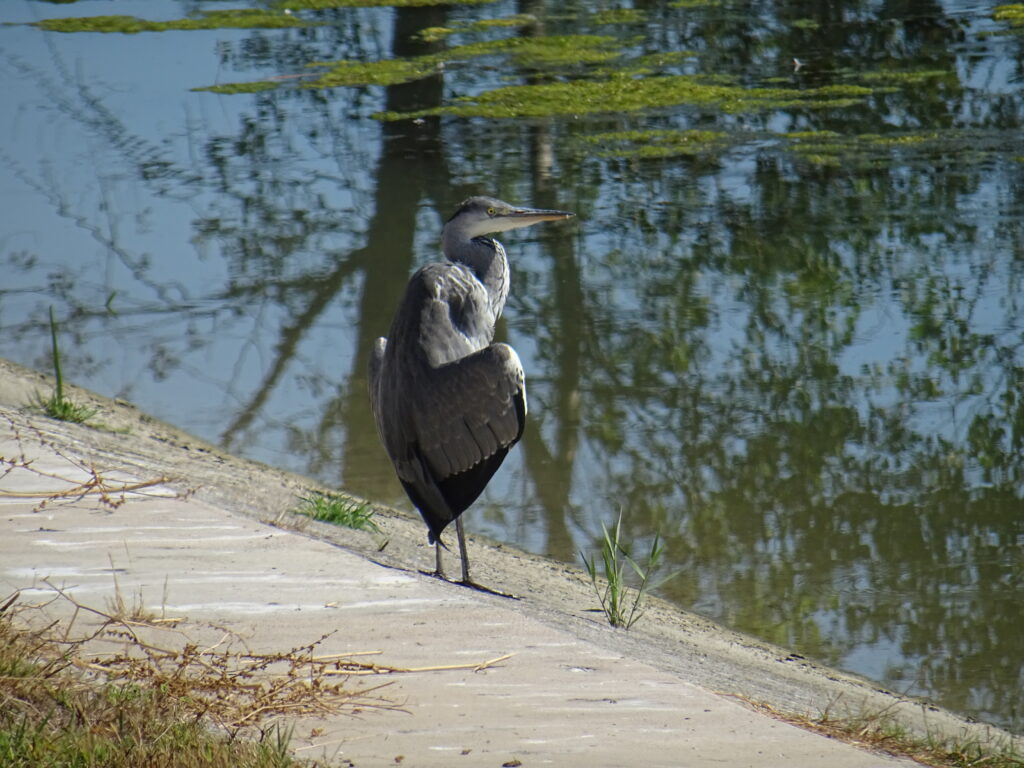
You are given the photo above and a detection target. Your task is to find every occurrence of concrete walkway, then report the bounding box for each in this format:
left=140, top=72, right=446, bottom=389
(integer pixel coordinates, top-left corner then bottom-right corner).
left=0, top=361, right=1011, bottom=767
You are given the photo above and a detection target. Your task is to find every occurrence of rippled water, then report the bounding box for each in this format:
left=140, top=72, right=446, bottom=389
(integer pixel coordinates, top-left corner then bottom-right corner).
left=2, top=0, right=1022, bottom=733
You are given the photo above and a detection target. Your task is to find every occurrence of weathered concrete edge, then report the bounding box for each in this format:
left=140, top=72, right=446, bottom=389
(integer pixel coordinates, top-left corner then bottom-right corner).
left=1, top=356, right=1019, bottom=757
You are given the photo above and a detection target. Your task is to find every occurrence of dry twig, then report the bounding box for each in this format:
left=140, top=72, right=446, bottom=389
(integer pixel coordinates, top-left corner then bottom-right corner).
left=0, top=412, right=175, bottom=511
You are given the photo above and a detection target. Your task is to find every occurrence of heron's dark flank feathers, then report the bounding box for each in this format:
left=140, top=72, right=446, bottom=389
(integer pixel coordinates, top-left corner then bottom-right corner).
left=435, top=450, right=509, bottom=532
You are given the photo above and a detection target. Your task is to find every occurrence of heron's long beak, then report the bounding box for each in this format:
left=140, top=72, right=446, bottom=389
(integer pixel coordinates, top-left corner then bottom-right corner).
left=495, top=206, right=575, bottom=232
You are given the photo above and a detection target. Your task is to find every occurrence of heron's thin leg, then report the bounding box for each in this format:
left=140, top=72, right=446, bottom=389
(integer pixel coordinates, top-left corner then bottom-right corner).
left=435, top=541, right=445, bottom=579
left=456, top=516, right=470, bottom=584
left=452, top=517, right=516, bottom=598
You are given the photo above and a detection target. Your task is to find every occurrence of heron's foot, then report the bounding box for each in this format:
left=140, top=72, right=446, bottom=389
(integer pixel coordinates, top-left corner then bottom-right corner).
left=418, top=566, right=517, bottom=597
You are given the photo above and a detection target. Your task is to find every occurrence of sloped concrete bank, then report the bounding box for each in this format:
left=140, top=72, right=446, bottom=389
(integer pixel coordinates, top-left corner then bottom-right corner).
left=0, top=357, right=1017, bottom=766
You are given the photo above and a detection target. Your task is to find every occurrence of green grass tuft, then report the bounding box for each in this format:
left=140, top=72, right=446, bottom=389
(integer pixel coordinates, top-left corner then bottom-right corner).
left=34, top=308, right=96, bottom=424
left=295, top=492, right=381, bottom=533
left=581, top=510, right=665, bottom=629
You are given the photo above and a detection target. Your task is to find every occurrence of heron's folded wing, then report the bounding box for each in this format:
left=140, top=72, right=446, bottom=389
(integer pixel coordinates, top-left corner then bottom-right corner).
left=411, top=342, right=526, bottom=482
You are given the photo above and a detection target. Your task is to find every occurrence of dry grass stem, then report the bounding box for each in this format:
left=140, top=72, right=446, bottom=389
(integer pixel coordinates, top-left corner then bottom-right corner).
left=5, top=585, right=514, bottom=742
left=3, top=588, right=404, bottom=739
left=1, top=414, right=176, bottom=511
left=321, top=653, right=515, bottom=677
left=310, top=651, right=384, bottom=661
left=0, top=476, right=171, bottom=499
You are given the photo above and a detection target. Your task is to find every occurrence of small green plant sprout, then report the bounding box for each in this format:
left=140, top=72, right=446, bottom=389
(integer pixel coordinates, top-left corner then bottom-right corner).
left=295, top=491, right=381, bottom=533
left=581, top=510, right=665, bottom=629
left=34, top=307, right=96, bottom=424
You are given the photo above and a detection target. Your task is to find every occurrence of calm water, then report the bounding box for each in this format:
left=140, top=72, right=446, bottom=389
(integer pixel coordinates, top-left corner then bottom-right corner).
left=2, top=0, right=1022, bottom=733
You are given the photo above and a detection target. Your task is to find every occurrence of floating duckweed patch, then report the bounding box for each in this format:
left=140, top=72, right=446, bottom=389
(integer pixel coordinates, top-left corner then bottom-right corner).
left=861, top=132, right=938, bottom=147
left=785, top=130, right=942, bottom=148
left=593, top=8, right=647, bottom=25
left=784, top=131, right=860, bottom=166
left=994, top=4, right=1024, bottom=25
left=416, top=26, right=453, bottom=42
left=324, top=34, right=619, bottom=81
left=416, top=15, right=535, bottom=42
left=376, top=74, right=873, bottom=121
left=785, top=130, right=842, bottom=140
left=590, top=52, right=697, bottom=80
left=32, top=9, right=314, bottom=33
left=201, top=34, right=620, bottom=92
left=307, top=57, right=439, bottom=88
left=792, top=18, right=820, bottom=31
left=583, top=128, right=729, bottom=158
left=623, top=50, right=698, bottom=74
left=856, top=69, right=953, bottom=84
left=482, top=34, right=620, bottom=67
left=784, top=129, right=965, bottom=167
left=194, top=80, right=280, bottom=94
left=470, top=13, right=537, bottom=28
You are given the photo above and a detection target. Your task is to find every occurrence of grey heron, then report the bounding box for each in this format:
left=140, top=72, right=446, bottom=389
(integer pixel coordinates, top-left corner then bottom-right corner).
left=369, top=196, right=574, bottom=590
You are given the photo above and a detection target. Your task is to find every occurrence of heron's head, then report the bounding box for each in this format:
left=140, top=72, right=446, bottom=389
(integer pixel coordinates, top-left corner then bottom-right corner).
left=444, top=196, right=574, bottom=241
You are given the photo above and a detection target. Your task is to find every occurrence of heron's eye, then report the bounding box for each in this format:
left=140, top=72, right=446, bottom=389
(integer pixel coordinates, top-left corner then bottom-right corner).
left=487, top=207, right=496, bottom=216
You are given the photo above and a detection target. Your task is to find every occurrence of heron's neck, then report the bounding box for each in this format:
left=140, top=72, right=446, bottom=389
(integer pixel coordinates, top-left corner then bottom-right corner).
left=445, top=235, right=510, bottom=317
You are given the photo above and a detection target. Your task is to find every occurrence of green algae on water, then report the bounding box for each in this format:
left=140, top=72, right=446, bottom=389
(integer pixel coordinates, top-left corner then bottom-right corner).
left=489, top=34, right=620, bottom=67
left=860, top=133, right=937, bottom=147
left=592, top=8, right=647, bottom=25
left=375, top=74, right=873, bottom=121
left=314, top=35, right=620, bottom=85
left=583, top=129, right=729, bottom=159
left=202, top=33, right=621, bottom=93
left=619, top=50, right=697, bottom=77
left=785, top=131, right=843, bottom=140
left=416, top=15, right=536, bottom=43
left=784, top=129, right=973, bottom=168
left=308, top=57, right=440, bottom=88
left=994, top=4, right=1024, bottom=25
left=416, top=26, right=454, bottom=43
left=855, top=69, right=953, bottom=84
left=32, top=9, right=315, bottom=33
left=194, top=80, right=280, bottom=95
